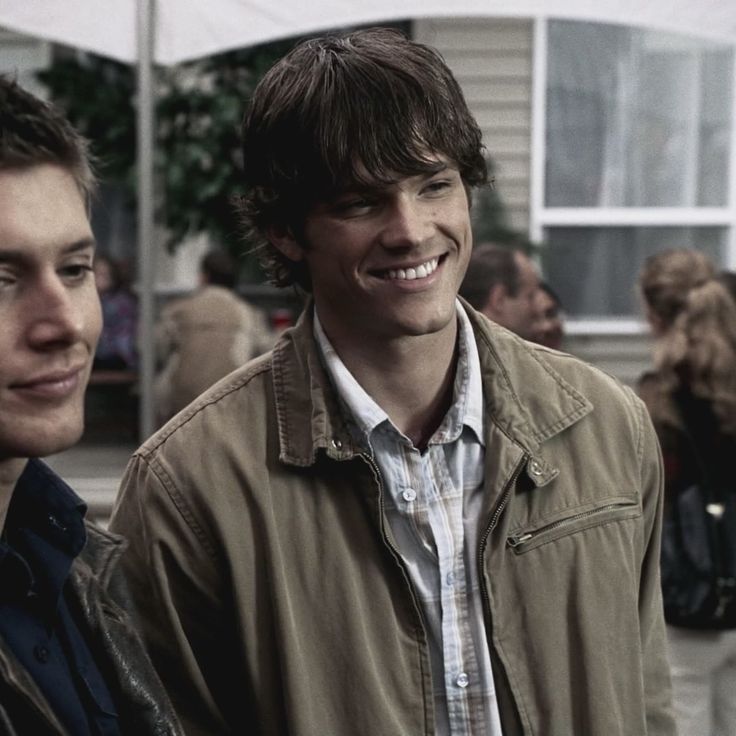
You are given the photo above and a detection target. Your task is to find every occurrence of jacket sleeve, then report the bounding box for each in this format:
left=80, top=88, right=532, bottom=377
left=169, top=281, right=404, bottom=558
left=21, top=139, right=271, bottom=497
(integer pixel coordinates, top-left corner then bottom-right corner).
left=633, top=393, right=677, bottom=735
left=109, top=452, right=246, bottom=735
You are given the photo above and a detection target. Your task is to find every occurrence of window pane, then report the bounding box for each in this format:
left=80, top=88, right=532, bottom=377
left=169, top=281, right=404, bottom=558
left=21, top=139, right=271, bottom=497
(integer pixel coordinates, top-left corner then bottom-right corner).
left=542, top=227, right=726, bottom=317
left=546, top=22, right=733, bottom=207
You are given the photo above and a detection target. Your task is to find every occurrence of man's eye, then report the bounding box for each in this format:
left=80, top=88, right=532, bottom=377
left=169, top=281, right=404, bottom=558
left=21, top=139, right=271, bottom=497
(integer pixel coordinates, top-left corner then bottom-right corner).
left=334, top=198, right=374, bottom=216
left=424, top=179, right=452, bottom=195
left=60, top=263, right=93, bottom=281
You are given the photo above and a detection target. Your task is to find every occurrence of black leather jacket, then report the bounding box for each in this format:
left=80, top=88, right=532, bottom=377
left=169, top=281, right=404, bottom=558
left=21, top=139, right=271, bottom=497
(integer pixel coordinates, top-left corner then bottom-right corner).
left=0, top=516, right=182, bottom=735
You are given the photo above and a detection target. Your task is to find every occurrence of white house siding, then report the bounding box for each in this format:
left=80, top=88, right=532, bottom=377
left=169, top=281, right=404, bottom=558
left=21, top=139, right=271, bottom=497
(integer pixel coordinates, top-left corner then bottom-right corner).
left=562, top=333, right=653, bottom=389
left=413, top=18, right=656, bottom=385
left=412, top=17, right=533, bottom=234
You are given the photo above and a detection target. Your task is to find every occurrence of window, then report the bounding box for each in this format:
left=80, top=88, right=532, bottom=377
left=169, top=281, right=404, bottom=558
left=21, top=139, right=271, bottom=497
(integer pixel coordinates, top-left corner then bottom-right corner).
left=536, top=21, right=734, bottom=322
left=542, top=226, right=725, bottom=317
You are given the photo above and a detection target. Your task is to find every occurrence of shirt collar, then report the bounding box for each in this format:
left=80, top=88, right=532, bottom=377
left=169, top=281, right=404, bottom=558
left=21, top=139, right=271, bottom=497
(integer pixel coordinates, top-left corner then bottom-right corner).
left=0, top=459, right=87, bottom=605
left=313, top=300, right=485, bottom=448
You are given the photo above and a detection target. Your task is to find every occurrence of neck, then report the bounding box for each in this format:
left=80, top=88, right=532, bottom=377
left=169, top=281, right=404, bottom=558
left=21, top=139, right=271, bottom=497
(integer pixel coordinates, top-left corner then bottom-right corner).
left=325, top=321, right=460, bottom=449
left=0, top=457, right=27, bottom=533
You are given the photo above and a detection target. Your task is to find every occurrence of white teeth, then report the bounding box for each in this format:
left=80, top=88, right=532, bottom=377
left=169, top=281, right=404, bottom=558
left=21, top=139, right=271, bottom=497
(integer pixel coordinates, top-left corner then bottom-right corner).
left=386, top=257, right=439, bottom=281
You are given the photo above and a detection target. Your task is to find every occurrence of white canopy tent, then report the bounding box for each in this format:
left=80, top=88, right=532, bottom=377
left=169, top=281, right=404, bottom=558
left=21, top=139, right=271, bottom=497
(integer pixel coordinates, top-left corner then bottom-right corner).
left=1, top=0, right=735, bottom=439
left=4, top=0, right=736, bottom=65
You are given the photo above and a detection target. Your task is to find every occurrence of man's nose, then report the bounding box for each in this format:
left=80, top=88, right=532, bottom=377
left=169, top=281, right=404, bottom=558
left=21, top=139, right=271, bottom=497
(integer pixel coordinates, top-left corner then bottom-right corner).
left=379, top=198, right=433, bottom=249
left=27, top=275, right=84, bottom=349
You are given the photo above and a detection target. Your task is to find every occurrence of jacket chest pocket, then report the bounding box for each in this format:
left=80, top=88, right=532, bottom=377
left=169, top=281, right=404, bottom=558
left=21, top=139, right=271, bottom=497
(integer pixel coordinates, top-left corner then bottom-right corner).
left=507, top=498, right=640, bottom=554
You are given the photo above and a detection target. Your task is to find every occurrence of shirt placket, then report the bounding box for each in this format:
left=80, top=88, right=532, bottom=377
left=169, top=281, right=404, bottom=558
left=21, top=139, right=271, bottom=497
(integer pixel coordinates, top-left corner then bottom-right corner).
left=425, top=447, right=485, bottom=735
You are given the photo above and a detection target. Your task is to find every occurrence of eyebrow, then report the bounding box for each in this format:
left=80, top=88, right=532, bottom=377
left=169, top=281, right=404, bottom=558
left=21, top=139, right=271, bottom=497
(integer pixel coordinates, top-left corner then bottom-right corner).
left=339, top=163, right=453, bottom=196
left=0, top=238, right=97, bottom=265
left=63, top=238, right=97, bottom=255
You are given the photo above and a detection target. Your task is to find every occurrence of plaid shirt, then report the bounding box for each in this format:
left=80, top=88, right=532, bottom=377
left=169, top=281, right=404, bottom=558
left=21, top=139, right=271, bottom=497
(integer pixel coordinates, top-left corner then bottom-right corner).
left=314, top=303, right=502, bottom=736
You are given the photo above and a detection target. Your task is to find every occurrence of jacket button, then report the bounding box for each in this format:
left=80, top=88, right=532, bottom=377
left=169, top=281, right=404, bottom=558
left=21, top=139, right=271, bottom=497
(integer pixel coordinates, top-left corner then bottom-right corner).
left=331, top=438, right=343, bottom=450
left=34, top=645, right=50, bottom=664
left=529, top=460, right=543, bottom=476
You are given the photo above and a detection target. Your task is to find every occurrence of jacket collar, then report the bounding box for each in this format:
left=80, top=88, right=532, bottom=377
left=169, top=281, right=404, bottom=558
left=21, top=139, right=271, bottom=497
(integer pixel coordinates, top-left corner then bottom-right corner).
left=465, top=302, right=592, bottom=485
left=272, top=300, right=593, bottom=472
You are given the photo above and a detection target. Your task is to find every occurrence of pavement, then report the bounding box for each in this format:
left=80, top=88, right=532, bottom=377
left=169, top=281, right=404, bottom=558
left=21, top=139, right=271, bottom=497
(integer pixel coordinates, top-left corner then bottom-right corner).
left=45, top=440, right=137, bottom=524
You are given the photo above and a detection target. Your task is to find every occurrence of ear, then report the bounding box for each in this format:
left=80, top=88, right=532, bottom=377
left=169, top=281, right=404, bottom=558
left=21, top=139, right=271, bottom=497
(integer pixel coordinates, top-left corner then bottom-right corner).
left=267, top=224, right=305, bottom=263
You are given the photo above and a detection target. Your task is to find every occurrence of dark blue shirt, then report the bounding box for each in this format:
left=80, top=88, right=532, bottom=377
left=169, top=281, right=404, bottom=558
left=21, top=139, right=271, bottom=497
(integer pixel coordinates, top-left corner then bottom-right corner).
left=0, top=459, right=120, bottom=735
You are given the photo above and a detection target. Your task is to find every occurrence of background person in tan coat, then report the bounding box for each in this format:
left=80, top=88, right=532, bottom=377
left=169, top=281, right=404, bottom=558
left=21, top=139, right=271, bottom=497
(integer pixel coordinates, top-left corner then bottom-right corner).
left=154, top=249, right=274, bottom=423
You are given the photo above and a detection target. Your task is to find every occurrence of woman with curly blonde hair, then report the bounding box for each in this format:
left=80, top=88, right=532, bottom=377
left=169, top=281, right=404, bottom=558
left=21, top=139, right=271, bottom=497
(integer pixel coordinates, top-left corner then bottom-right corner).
left=639, top=248, right=736, bottom=736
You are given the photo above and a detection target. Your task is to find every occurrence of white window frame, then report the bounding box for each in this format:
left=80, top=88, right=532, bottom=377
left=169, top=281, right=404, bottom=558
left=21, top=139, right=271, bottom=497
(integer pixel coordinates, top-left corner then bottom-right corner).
left=529, top=18, right=736, bottom=335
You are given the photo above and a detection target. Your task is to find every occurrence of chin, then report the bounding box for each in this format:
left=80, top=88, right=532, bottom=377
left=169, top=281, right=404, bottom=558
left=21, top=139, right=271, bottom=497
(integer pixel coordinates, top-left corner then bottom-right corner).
left=4, top=419, right=84, bottom=461
left=401, top=309, right=456, bottom=337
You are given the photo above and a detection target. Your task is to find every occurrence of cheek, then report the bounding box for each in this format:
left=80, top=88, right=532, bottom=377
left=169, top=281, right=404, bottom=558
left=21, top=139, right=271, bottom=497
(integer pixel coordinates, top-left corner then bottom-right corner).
left=86, top=291, right=103, bottom=344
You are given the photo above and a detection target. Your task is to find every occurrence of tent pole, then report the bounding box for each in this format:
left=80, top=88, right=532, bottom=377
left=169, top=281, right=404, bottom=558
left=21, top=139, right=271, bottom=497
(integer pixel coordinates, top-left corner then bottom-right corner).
left=136, top=0, right=156, bottom=441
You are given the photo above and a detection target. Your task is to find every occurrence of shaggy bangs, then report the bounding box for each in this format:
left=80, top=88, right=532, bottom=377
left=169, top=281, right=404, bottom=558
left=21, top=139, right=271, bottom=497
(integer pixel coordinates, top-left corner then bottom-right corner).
left=305, top=36, right=488, bottom=196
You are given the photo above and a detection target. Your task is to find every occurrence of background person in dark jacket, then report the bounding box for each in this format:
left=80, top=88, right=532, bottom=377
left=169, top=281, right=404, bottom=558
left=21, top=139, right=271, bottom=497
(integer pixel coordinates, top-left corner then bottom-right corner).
left=92, top=254, right=138, bottom=371
left=0, top=76, right=181, bottom=735
left=639, top=248, right=736, bottom=736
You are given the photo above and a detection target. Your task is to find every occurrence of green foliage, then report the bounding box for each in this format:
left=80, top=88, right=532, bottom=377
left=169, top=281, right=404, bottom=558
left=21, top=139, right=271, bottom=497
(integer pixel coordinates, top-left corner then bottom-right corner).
left=37, top=57, right=137, bottom=188
left=38, top=40, right=297, bottom=279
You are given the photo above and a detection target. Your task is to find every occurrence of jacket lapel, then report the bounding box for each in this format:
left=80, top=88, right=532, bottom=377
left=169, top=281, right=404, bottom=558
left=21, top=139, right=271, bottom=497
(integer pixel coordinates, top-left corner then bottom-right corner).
left=272, top=301, right=595, bottom=476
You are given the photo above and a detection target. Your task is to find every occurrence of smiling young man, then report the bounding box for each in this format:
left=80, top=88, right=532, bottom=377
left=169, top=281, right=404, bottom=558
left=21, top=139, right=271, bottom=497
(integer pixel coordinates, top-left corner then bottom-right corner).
left=0, top=77, right=181, bottom=735
left=111, top=28, right=675, bottom=735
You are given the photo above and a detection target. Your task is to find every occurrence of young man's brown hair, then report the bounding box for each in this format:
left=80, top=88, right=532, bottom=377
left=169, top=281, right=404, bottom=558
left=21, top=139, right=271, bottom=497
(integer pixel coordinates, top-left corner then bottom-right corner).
left=238, top=27, right=488, bottom=290
left=0, top=75, right=95, bottom=198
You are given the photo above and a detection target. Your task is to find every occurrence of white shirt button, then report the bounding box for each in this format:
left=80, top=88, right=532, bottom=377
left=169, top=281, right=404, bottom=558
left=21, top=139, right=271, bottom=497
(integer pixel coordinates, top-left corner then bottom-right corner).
left=456, top=672, right=469, bottom=688
left=402, top=488, right=417, bottom=502
left=446, top=572, right=455, bottom=586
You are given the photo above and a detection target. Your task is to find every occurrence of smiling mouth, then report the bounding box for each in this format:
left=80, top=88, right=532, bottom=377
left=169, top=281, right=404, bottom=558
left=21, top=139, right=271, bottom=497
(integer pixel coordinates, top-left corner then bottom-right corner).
left=380, top=256, right=441, bottom=281
left=13, top=366, right=85, bottom=399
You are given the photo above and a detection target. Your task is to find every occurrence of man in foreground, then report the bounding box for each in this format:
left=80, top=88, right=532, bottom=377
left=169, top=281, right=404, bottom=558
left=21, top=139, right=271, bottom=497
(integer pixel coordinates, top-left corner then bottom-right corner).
left=111, top=29, right=675, bottom=735
left=0, top=76, right=180, bottom=734
left=460, top=242, right=542, bottom=340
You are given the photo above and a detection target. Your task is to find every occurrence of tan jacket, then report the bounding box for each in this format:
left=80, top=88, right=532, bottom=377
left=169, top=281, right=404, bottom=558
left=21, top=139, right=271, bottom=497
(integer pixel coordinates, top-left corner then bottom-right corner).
left=111, top=304, right=675, bottom=735
left=154, top=285, right=275, bottom=422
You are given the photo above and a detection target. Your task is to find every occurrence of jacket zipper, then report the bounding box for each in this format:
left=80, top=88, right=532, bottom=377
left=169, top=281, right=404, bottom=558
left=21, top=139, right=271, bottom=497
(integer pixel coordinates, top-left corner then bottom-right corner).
left=506, top=502, right=634, bottom=549
left=477, top=452, right=528, bottom=733
left=478, top=453, right=528, bottom=590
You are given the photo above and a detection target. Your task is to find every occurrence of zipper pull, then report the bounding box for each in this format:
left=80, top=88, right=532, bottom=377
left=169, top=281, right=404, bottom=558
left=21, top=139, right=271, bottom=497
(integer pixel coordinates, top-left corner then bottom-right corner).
left=507, top=532, right=533, bottom=548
